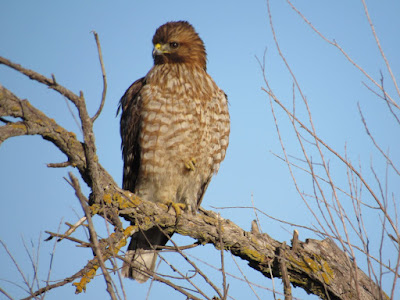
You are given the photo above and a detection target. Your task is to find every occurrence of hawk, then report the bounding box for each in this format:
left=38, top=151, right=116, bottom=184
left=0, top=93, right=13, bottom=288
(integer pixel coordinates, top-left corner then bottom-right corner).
left=119, top=21, right=230, bottom=282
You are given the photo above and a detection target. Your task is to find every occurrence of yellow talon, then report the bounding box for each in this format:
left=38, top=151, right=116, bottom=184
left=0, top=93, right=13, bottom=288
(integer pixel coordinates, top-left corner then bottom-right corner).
left=184, top=158, right=196, bottom=171
left=165, top=200, right=186, bottom=216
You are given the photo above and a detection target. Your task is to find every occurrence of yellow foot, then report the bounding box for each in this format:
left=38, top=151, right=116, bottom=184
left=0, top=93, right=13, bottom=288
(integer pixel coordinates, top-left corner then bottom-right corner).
left=165, top=200, right=186, bottom=216
left=184, top=158, right=197, bottom=171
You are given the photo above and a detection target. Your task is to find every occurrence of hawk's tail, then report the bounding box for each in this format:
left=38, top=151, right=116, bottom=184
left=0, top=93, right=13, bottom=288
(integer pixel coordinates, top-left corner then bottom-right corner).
left=121, top=249, right=157, bottom=283
left=121, top=227, right=169, bottom=283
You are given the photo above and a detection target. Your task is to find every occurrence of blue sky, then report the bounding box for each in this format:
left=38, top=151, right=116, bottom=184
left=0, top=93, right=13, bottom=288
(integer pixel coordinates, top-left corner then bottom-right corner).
left=1, top=1, right=399, bottom=299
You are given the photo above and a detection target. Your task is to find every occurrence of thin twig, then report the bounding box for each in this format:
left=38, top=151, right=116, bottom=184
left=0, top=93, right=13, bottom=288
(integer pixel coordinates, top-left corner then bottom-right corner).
left=58, top=216, right=88, bottom=242
left=231, top=255, right=261, bottom=300
left=20, top=268, right=88, bottom=300
left=159, top=242, right=200, bottom=251
left=0, top=287, right=13, bottom=300
left=218, top=215, right=229, bottom=300
left=358, top=102, right=400, bottom=177
left=118, top=253, right=204, bottom=300
left=44, top=231, right=90, bottom=246
left=158, top=231, right=221, bottom=300
left=0, top=239, right=33, bottom=296
left=146, top=260, right=162, bottom=300
left=91, top=31, right=107, bottom=122
left=379, top=74, right=400, bottom=126
left=69, top=173, right=118, bottom=300
left=44, top=220, right=63, bottom=296
left=21, top=235, right=40, bottom=292
left=360, top=0, right=400, bottom=100
left=47, top=161, right=72, bottom=168
left=263, top=84, right=399, bottom=239
left=285, top=0, right=399, bottom=110
left=151, top=272, right=203, bottom=300
left=278, top=243, right=292, bottom=300
left=267, top=259, right=277, bottom=300
left=270, top=151, right=377, bottom=209
left=0, top=56, right=82, bottom=106
left=0, top=117, right=11, bottom=124
left=63, top=93, right=83, bottom=134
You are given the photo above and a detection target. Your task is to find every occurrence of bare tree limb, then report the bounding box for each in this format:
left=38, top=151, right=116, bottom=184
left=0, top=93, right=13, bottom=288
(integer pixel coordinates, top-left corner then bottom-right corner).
left=103, top=186, right=386, bottom=300
left=0, top=55, right=390, bottom=299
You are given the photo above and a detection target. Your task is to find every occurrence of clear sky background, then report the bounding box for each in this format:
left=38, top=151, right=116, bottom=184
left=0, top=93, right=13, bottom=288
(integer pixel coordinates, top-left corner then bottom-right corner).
left=1, top=1, right=399, bottom=299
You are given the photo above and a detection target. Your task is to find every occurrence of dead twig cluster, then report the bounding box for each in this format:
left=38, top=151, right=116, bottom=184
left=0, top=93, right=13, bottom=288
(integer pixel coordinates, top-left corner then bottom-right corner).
left=262, top=0, right=399, bottom=299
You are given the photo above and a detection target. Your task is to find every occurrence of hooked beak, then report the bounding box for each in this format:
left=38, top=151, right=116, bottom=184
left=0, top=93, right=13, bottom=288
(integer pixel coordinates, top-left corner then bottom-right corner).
left=152, top=43, right=169, bottom=57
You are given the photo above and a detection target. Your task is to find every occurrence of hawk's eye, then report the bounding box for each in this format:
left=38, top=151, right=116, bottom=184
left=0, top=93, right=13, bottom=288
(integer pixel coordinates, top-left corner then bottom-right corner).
left=170, top=42, right=179, bottom=49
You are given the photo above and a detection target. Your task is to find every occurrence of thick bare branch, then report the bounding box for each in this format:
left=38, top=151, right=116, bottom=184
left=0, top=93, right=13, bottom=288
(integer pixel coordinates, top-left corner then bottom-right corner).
left=0, top=84, right=116, bottom=188
left=0, top=55, right=104, bottom=203
left=98, top=184, right=386, bottom=300
left=0, top=85, right=85, bottom=168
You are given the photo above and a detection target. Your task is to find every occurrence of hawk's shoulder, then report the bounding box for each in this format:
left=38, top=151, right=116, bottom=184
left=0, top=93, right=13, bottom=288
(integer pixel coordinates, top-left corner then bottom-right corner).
left=117, top=77, right=146, bottom=116
left=119, top=76, right=146, bottom=192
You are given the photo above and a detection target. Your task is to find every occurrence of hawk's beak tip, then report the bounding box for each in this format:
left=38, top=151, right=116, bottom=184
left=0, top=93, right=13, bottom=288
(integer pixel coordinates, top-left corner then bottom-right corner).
left=153, top=43, right=169, bottom=56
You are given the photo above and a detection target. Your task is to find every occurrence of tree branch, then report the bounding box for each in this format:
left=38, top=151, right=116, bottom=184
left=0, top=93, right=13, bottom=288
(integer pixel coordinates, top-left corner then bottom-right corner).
left=108, top=187, right=385, bottom=300
left=69, top=172, right=117, bottom=300
left=0, top=60, right=388, bottom=299
left=0, top=57, right=81, bottom=106
left=91, top=31, right=107, bottom=122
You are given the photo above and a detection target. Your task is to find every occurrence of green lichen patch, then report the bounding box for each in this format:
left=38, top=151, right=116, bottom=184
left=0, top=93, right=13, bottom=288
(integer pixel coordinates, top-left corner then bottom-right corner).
left=287, top=252, right=334, bottom=285
left=242, top=247, right=266, bottom=263
left=10, top=122, right=27, bottom=130
left=102, top=192, right=141, bottom=210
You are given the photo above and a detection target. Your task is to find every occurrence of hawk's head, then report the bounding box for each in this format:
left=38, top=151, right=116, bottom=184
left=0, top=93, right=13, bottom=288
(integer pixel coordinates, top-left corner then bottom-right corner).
left=152, top=21, right=207, bottom=70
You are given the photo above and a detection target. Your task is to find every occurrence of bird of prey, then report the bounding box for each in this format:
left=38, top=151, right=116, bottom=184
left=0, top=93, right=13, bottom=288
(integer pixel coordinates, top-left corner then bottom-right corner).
left=119, top=21, right=230, bottom=282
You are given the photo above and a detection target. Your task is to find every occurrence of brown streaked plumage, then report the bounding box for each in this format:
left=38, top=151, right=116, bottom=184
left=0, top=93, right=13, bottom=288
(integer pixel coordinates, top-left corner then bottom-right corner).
left=119, top=21, right=230, bottom=283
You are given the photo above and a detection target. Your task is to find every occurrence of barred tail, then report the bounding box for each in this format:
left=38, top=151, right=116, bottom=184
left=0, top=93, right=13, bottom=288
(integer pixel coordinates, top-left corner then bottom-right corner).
left=121, top=227, right=169, bottom=283
left=122, top=249, right=157, bottom=283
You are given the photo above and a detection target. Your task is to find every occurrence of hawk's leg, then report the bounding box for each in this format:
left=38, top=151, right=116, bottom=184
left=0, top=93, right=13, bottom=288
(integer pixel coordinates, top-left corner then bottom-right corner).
left=184, top=158, right=197, bottom=171
left=165, top=201, right=186, bottom=217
